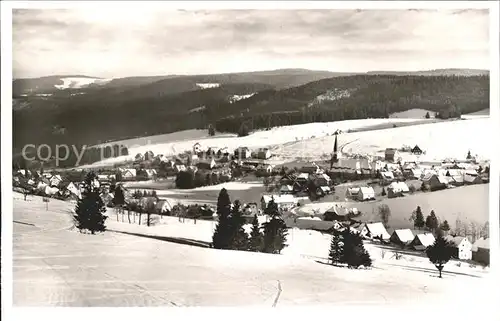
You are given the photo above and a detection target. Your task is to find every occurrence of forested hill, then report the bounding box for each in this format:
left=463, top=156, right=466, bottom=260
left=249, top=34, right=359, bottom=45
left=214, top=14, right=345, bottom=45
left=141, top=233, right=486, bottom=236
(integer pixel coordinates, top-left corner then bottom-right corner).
left=13, top=74, right=489, bottom=153
left=214, top=74, right=489, bottom=133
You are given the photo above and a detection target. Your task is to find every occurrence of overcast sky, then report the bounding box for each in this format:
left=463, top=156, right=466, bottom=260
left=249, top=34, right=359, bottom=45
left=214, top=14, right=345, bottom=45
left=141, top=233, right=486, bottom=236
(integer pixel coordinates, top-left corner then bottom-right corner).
left=13, top=8, right=489, bottom=78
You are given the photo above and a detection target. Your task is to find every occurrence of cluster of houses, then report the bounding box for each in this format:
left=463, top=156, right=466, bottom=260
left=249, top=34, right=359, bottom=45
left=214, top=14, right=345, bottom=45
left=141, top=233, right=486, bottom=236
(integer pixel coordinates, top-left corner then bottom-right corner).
left=333, top=220, right=490, bottom=265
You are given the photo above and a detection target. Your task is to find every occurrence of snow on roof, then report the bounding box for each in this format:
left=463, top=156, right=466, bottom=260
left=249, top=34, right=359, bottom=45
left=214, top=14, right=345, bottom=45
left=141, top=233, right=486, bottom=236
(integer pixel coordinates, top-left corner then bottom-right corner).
left=388, top=182, right=409, bottom=192
left=319, top=186, right=331, bottom=192
left=365, top=222, right=390, bottom=240
left=381, top=171, right=395, bottom=179
left=445, top=235, right=470, bottom=247
left=414, top=233, right=435, bottom=247
left=321, top=173, right=331, bottom=181
left=280, top=185, right=294, bottom=191
left=392, top=229, right=414, bottom=243
left=472, top=237, right=490, bottom=251
left=297, top=173, right=310, bottom=180
left=262, top=194, right=297, bottom=205
left=359, top=186, right=375, bottom=194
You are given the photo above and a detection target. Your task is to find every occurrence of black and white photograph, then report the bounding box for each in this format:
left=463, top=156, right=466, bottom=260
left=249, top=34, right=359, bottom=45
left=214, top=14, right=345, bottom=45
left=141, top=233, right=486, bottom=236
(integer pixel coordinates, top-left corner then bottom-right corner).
left=1, top=0, right=499, bottom=317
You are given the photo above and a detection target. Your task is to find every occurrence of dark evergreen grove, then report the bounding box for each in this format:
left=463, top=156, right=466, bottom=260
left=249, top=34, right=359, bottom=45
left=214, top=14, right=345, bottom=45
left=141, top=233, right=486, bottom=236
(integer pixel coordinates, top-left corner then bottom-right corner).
left=262, top=200, right=288, bottom=254
left=249, top=214, right=264, bottom=252
left=73, top=172, right=107, bottom=234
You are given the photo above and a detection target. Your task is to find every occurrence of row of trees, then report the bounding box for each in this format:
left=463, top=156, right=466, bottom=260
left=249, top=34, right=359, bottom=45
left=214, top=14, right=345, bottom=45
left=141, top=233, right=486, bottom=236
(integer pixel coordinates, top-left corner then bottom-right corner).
left=175, top=170, right=232, bottom=189
left=212, top=189, right=288, bottom=254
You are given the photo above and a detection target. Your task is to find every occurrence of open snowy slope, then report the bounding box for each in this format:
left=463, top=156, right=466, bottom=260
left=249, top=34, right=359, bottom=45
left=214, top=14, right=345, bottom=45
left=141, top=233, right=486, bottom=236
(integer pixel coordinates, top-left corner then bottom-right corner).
left=85, top=118, right=431, bottom=167
left=12, top=193, right=491, bottom=307
left=278, top=117, right=492, bottom=161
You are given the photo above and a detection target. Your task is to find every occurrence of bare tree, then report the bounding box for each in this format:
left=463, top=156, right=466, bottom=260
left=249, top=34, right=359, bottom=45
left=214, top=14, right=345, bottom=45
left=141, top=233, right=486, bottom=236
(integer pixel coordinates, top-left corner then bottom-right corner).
left=378, top=204, right=391, bottom=228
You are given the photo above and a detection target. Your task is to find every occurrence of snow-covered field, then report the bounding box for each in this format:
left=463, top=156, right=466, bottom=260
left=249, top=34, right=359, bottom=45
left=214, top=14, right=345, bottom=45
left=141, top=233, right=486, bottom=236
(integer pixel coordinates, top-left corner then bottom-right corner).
left=278, top=117, right=492, bottom=161
left=196, top=83, right=220, bottom=89
left=389, top=108, right=434, bottom=119
left=86, top=118, right=435, bottom=167
left=54, top=77, right=112, bottom=90
left=12, top=193, right=492, bottom=307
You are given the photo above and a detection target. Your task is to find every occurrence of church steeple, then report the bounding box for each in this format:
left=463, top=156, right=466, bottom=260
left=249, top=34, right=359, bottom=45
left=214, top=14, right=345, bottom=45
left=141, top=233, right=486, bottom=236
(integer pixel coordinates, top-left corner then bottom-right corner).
left=330, top=132, right=339, bottom=169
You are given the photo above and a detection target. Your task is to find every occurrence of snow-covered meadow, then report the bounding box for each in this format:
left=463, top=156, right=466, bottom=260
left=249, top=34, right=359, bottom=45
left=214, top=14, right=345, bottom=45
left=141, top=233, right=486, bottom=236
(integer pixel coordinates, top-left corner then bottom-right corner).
left=12, top=194, right=491, bottom=307
left=87, top=118, right=437, bottom=167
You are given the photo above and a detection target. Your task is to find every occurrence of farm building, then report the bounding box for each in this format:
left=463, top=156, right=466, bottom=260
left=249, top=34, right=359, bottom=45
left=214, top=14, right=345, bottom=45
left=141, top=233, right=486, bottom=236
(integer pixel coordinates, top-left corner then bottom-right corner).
left=144, top=169, right=157, bottom=179
left=234, top=147, right=251, bottom=159
left=411, top=145, right=423, bottom=155
left=331, top=158, right=372, bottom=173
left=295, top=173, right=310, bottom=184
left=384, top=148, right=400, bottom=163
left=316, top=186, right=332, bottom=196
left=257, top=148, right=272, bottom=160
left=192, top=142, right=202, bottom=154
left=360, top=222, right=391, bottom=241
left=421, top=173, right=448, bottom=191
left=472, top=237, right=489, bottom=265
left=358, top=186, right=375, bottom=201
left=387, top=182, right=410, bottom=198
left=410, top=233, right=436, bottom=251
left=243, top=203, right=259, bottom=216
left=390, top=229, right=415, bottom=246
left=445, top=236, right=472, bottom=260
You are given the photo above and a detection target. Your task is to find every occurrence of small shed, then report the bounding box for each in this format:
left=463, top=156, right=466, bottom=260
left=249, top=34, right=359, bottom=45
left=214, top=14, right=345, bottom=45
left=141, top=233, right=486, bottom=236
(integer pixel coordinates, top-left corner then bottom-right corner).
left=472, top=237, right=489, bottom=265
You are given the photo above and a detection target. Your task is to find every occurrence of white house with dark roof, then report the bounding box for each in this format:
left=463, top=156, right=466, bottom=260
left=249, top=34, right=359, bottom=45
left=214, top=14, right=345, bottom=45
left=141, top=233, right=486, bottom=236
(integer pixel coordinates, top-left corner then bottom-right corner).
left=358, top=186, right=375, bottom=201
left=445, top=235, right=472, bottom=260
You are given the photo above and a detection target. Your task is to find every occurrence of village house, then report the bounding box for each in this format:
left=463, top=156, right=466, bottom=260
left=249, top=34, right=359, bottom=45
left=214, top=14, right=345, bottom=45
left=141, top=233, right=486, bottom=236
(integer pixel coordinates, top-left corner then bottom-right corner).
left=380, top=171, right=395, bottom=182
left=384, top=148, right=400, bottom=163
left=345, top=187, right=360, bottom=200
left=119, top=168, right=137, bottom=179
left=323, top=205, right=351, bottom=222
left=234, top=147, right=252, bottom=159
left=410, top=233, right=436, bottom=251
left=445, top=236, right=473, bottom=260
left=404, top=168, right=422, bottom=179
left=50, top=174, right=63, bottom=187
left=421, top=173, right=448, bottom=191
left=261, top=194, right=298, bottom=212
left=472, top=237, right=489, bottom=265
left=331, top=158, right=372, bottom=174
left=174, top=164, right=187, bottom=173
left=313, top=173, right=332, bottom=186
left=193, top=143, right=202, bottom=154
left=358, top=186, right=375, bottom=201
left=257, top=148, right=272, bottom=160
left=387, top=181, right=410, bottom=198
left=279, top=185, right=294, bottom=194
left=463, top=171, right=482, bottom=185
left=295, top=173, right=310, bottom=185
left=243, top=202, right=259, bottom=216
left=360, top=222, right=391, bottom=241
left=390, top=229, right=415, bottom=246
left=316, top=186, right=332, bottom=197
left=411, top=145, right=423, bottom=155
left=144, top=169, right=157, bottom=179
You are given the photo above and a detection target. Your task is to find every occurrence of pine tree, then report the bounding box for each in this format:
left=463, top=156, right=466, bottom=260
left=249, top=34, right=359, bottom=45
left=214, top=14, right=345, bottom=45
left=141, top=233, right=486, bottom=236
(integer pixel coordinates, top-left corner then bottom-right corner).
left=113, top=185, right=125, bottom=207
left=249, top=214, right=263, bottom=252
left=426, top=233, right=454, bottom=278
left=262, top=200, right=289, bottom=254
left=212, top=188, right=233, bottom=249
left=413, top=206, right=425, bottom=230
left=381, top=187, right=386, bottom=196
left=328, top=230, right=344, bottom=266
left=341, top=229, right=372, bottom=268
left=425, top=112, right=430, bottom=119
left=439, top=220, right=451, bottom=233
left=229, top=200, right=249, bottom=251
left=425, top=210, right=439, bottom=233
left=73, top=172, right=108, bottom=234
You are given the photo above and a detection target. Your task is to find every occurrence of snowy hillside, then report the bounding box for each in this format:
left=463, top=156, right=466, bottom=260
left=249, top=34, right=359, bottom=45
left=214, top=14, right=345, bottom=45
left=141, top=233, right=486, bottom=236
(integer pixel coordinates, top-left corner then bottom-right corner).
left=87, top=118, right=427, bottom=167
left=12, top=194, right=492, bottom=307
left=54, top=77, right=113, bottom=89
